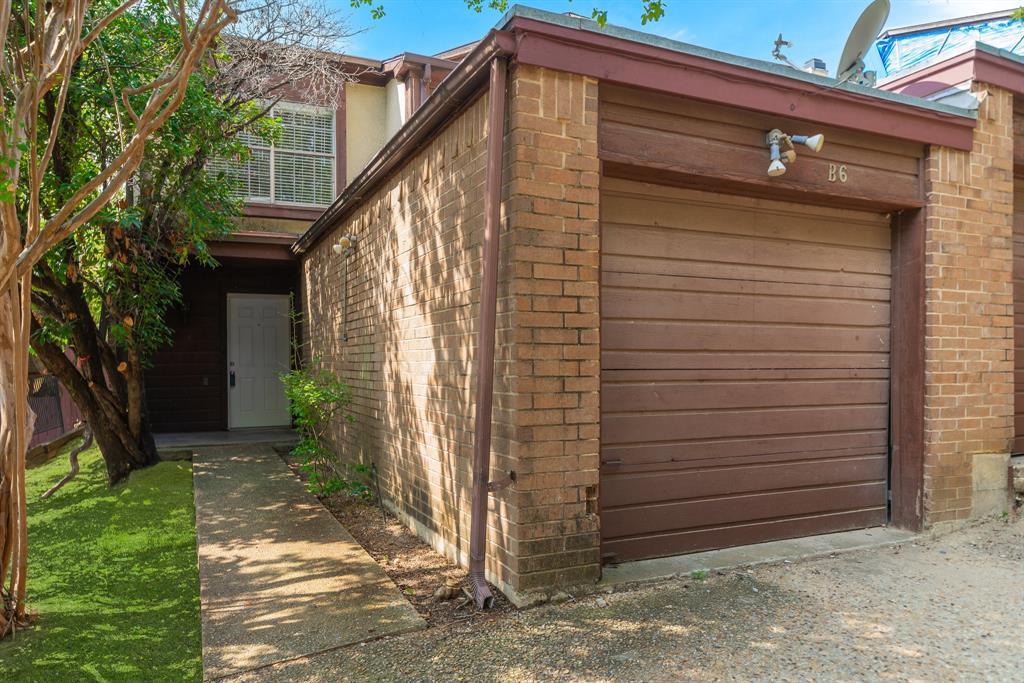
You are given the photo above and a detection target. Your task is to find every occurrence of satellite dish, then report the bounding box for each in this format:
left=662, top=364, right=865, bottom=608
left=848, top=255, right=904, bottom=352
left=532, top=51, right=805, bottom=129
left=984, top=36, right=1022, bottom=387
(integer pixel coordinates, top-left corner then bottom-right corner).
left=835, top=0, right=890, bottom=86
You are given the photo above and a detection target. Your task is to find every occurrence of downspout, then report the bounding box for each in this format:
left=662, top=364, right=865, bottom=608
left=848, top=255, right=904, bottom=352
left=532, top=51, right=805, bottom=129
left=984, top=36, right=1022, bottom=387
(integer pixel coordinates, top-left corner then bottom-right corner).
left=468, top=56, right=508, bottom=610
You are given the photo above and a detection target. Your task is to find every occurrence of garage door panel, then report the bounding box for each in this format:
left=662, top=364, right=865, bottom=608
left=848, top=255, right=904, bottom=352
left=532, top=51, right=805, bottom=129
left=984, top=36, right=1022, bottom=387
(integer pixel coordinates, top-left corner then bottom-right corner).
left=605, top=368, right=890, bottom=382
left=602, top=271, right=891, bottom=303
left=602, top=456, right=888, bottom=508
left=602, top=351, right=891, bottom=372
left=602, top=405, right=888, bottom=444
left=603, top=321, right=890, bottom=353
left=602, top=192, right=892, bottom=251
left=603, top=380, right=889, bottom=413
left=602, top=482, right=887, bottom=539
left=603, top=287, right=890, bottom=327
left=600, top=181, right=890, bottom=562
left=602, top=508, right=888, bottom=561
left=602, top=253, right=893, bottom=291
left=603, top=224, right=891, bottom=277
left=602, top=441, right=888, bottom=472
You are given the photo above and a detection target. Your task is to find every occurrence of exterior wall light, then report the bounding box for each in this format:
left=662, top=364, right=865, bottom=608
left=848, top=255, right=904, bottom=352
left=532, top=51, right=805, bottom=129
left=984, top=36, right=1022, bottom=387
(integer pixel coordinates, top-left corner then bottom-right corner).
left=332, top=235, right=358, bottom=341
left=332, top=235, right=357, bottom=255
left=765, top=128, right=825, bottom=177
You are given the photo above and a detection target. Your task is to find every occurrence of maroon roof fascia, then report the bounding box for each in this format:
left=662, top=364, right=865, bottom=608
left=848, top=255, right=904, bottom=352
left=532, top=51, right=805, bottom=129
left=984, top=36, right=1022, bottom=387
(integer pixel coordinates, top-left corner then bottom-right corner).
left=505, top=15, right=976, bottom=151
left=210, top=231, right=297, bottom=262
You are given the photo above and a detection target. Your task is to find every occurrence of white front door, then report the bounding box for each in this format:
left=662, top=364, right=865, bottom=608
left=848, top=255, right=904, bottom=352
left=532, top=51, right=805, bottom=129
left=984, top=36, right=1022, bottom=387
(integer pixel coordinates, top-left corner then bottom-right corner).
left=227, top=294, right=291, bottom=429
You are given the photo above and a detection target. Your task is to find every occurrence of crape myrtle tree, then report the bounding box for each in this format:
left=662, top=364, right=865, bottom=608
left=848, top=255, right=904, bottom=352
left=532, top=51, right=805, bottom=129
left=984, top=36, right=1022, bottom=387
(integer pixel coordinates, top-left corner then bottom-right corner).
left=0, top=0, right=236, bottom=638
left=28, top=0, right=351, bottom=489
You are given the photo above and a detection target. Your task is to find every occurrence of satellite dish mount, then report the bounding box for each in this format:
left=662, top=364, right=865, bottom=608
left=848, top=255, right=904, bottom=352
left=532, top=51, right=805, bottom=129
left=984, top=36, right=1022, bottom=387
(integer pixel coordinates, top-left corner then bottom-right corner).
left=835, top=0, right=890, bottom=87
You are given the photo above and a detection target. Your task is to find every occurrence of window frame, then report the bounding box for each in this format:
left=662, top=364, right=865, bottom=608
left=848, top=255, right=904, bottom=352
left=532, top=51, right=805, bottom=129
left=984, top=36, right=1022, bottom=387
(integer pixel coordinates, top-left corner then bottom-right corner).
left=230, top=100, right=337, bottom=209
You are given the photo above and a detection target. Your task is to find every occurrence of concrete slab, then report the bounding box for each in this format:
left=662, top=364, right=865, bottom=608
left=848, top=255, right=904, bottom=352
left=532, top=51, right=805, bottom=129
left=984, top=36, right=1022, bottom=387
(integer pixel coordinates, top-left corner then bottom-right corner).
left=193, top=444, right=425, bottom=680
left=600, top=527, right=918, bottom=587
left=157, top=428, right=298, bottom=452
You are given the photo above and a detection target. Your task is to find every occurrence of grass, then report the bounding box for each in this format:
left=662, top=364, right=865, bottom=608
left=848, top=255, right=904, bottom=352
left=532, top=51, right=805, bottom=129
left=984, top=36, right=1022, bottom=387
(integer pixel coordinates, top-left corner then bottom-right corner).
left=0, top=446, right=201, bottom=682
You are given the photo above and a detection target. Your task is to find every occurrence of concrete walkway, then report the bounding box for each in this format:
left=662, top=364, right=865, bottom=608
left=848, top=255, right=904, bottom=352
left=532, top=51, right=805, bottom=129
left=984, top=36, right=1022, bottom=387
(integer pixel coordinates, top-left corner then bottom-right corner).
left=226, top=517, right=1022, bottom=682
left=192, top=444, right=425, bottom=680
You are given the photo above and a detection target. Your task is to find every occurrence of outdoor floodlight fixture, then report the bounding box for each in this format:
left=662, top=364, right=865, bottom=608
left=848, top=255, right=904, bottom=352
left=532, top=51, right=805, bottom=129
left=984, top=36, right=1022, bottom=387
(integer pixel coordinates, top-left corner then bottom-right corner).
left=332, top=234, right=358, bottom=342
left=332, top=235, right=357, bottom=255
left=764, top=128, right=825, bottom=177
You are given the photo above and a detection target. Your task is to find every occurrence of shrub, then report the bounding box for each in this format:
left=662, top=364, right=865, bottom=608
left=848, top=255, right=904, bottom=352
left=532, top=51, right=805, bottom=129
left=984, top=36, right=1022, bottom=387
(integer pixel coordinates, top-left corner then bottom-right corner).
left=280, top=360, right=371, bottom=500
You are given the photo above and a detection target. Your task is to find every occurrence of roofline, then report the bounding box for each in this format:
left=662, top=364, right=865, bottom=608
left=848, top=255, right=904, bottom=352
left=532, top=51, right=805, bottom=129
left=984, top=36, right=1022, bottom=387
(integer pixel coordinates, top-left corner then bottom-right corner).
left=381, top=52, right=460, bottom=77
left=435, top=39, right=479, bottom=60
left=293, top=30, right=517, bottom=255
left=499, top=5, right=973, bottom=122
left=879, top=42, right=1024, bottom=98
left=215, top=230, right=298, bottom=245
left=294, top=5, right=979, bottom=256
left=879, top=8, right=1018, bottom=38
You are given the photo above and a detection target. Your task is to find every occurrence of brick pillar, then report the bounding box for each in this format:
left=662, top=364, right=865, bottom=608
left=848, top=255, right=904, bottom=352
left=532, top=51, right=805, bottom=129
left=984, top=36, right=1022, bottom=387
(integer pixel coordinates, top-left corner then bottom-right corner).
left=498, top=64, right=601, bottom=602
left=923, top=83, right=1014, bottom=525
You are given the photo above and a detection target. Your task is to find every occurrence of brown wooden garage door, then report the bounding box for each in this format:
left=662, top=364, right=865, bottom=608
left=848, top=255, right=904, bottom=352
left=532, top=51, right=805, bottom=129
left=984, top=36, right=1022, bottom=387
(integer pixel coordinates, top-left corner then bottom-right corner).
left=600, top=178, right=891, bottom=563
left=1014, top=178, right=1024, bottom=455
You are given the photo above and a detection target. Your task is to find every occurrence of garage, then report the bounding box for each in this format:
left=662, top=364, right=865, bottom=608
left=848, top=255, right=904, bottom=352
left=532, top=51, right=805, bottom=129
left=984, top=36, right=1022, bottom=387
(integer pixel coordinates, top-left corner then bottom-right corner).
left=599, top=178, right=892, bottom=562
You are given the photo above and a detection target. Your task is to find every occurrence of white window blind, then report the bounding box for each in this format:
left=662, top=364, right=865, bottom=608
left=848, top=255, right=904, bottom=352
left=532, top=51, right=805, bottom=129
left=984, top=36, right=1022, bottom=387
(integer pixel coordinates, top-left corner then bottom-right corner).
left=211, top=102, right=335, bottom=207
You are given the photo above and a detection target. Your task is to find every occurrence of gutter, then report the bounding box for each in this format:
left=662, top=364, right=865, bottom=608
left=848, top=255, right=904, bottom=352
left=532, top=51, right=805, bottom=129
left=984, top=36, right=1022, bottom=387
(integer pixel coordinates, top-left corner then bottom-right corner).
left=292, top=29, right=516, bottom=255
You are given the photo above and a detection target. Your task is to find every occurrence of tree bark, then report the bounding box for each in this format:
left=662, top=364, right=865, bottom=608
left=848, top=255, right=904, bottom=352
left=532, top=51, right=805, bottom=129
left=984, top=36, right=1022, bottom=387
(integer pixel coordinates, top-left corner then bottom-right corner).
left=1, top=279, right=33, bottom=631
left=29, top=329, right=158, bottom=486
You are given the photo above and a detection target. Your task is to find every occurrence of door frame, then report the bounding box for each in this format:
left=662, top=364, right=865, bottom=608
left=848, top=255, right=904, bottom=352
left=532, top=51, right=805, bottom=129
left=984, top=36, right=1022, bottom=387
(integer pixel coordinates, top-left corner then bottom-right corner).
left=225, top=292, right=292, bottom=430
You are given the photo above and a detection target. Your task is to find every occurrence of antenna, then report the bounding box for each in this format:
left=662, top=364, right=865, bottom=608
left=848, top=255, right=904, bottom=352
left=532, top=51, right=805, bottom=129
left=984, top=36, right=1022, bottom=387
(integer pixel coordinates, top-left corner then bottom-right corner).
left=772, top=33, right=799, bottom=70
left=835, top=0, right=890, bottom=87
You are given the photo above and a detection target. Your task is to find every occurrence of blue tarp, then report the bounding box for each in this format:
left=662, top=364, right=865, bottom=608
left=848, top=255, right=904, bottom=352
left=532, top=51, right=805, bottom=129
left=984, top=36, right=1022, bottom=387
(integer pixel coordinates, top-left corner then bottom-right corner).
left=874, top=16, right=1024, bottom=78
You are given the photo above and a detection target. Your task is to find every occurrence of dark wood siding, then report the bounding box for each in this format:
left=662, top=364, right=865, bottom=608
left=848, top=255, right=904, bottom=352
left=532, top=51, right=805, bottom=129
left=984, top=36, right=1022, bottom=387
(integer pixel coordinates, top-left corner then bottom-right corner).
left=145, top=258, right=297, bottom=433
left=599, top=83, right=925, bottom=212
left=600, top=178, right=891, bottom=562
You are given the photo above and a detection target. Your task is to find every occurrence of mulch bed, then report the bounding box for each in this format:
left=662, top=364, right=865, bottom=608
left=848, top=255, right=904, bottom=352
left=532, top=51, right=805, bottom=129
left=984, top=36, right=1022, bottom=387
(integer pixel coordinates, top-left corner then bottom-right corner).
left=276, top=449, right=515, bottom=627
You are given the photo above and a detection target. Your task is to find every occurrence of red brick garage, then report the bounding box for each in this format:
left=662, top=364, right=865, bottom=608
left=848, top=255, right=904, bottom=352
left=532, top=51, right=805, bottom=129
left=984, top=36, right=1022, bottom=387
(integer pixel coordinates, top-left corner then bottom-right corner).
left=296, top=8, right=1016, bottom=603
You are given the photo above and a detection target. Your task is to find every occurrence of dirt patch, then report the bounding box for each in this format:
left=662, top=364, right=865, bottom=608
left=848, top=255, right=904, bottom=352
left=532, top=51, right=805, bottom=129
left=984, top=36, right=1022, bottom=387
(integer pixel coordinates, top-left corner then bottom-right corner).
left=276, top=449, right=516, bottom=627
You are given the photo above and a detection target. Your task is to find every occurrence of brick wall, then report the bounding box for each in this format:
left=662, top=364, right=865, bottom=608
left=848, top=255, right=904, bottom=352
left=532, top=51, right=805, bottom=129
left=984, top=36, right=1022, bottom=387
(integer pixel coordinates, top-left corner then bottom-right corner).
left=302, top=93, right=520, bottom=591
left=923, top=83, right=1015, bottom=524
left=502, top=64, right=602, bottom=596
left=301, top=65, right=604, bottom=604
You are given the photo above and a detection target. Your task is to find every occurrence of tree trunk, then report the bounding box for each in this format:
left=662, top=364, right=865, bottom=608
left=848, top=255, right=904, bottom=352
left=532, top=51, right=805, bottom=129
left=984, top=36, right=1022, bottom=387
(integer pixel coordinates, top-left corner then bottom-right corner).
left=1, top=279, right=33, bottom=632
left=30, top=332, right=159, bottom=486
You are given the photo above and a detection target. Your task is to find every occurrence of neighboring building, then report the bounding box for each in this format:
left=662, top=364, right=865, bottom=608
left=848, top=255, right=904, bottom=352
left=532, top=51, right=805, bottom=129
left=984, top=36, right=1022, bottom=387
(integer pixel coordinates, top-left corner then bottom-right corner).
left=144, top=50, right=462, bottom=433
left=288, top=6, right=1020, bottom=605
left=873, top=9, right=1024, bottom=81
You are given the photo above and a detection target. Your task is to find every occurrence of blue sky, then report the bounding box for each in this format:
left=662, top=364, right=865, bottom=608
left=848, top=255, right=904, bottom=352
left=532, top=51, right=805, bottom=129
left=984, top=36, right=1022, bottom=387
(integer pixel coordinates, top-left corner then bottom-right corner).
left=335, top=0, right=1017, bottom=77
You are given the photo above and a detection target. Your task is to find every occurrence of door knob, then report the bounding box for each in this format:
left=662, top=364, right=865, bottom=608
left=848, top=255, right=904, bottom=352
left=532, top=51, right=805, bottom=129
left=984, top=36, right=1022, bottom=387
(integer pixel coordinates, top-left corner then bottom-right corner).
left=229, top=370, right=236, bottom=388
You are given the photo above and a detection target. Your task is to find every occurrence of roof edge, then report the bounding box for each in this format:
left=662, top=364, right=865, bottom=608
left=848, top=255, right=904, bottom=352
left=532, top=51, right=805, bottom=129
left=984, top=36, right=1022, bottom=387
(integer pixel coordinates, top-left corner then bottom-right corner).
left=292, top=30, right=517, bottom=255
left=498, top=5, right=975, bottom=120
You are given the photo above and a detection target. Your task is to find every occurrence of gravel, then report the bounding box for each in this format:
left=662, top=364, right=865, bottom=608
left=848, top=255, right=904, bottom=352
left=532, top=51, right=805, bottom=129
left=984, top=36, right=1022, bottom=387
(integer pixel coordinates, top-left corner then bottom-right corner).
left=226, top=516, right=1023, bottom=682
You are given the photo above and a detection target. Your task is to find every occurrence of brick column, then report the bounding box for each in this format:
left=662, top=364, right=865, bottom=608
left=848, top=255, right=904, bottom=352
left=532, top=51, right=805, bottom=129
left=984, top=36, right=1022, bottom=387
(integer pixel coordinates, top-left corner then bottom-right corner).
left=499, top=64, right=602, bottom=601
left=923, top=83, right=1014, bottom=525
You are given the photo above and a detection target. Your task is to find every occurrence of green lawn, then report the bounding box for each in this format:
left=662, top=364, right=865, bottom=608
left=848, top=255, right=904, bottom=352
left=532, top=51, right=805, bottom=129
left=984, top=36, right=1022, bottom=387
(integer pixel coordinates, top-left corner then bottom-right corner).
left=0, top=446, right=201, bottom=682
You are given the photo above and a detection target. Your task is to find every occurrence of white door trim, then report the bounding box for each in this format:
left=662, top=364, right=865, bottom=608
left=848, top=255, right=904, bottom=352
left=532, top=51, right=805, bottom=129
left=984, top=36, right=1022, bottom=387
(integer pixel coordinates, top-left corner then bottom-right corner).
left=226, top=293, right=292, bottom=430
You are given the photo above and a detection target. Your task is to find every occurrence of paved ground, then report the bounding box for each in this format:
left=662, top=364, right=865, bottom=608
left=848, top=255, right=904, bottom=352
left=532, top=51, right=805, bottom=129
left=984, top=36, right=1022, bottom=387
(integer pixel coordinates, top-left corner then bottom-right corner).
left=226, top=516, right=1023, bottom=682
left=192, top=444, right=425, bottom=680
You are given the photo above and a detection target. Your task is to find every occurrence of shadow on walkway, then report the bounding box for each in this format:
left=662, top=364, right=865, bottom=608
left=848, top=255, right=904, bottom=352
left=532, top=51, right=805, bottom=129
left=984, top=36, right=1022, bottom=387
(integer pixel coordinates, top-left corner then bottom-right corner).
left=193, top=444, right=425, bottom=680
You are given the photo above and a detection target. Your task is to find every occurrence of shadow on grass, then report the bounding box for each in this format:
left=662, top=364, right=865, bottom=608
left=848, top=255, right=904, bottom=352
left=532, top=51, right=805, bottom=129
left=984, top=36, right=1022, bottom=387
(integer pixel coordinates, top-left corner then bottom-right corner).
left=0, top=447, right=201, bottom=682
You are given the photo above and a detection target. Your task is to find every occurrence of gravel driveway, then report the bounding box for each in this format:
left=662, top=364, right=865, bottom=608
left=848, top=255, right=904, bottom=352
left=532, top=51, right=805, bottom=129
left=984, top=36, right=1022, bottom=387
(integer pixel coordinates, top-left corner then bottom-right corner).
left=226, top=517, right=1023, bottom=682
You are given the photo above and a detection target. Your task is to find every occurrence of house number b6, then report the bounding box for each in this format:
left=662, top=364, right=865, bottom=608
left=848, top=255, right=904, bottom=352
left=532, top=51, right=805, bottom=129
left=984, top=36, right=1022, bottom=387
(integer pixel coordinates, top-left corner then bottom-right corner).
left=828, top=163, right=848, bottom=183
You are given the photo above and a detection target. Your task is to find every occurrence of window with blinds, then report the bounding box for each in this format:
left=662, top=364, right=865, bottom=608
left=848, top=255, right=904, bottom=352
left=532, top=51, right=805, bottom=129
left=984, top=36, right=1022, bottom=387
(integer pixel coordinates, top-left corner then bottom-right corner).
left=210, top=102, right=336, bottom=207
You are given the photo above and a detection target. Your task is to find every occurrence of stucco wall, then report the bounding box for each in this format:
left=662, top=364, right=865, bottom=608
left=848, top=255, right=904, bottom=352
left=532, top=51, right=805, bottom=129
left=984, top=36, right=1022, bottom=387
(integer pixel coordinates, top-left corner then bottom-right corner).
left=344, top=82, right=388, bottom=182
